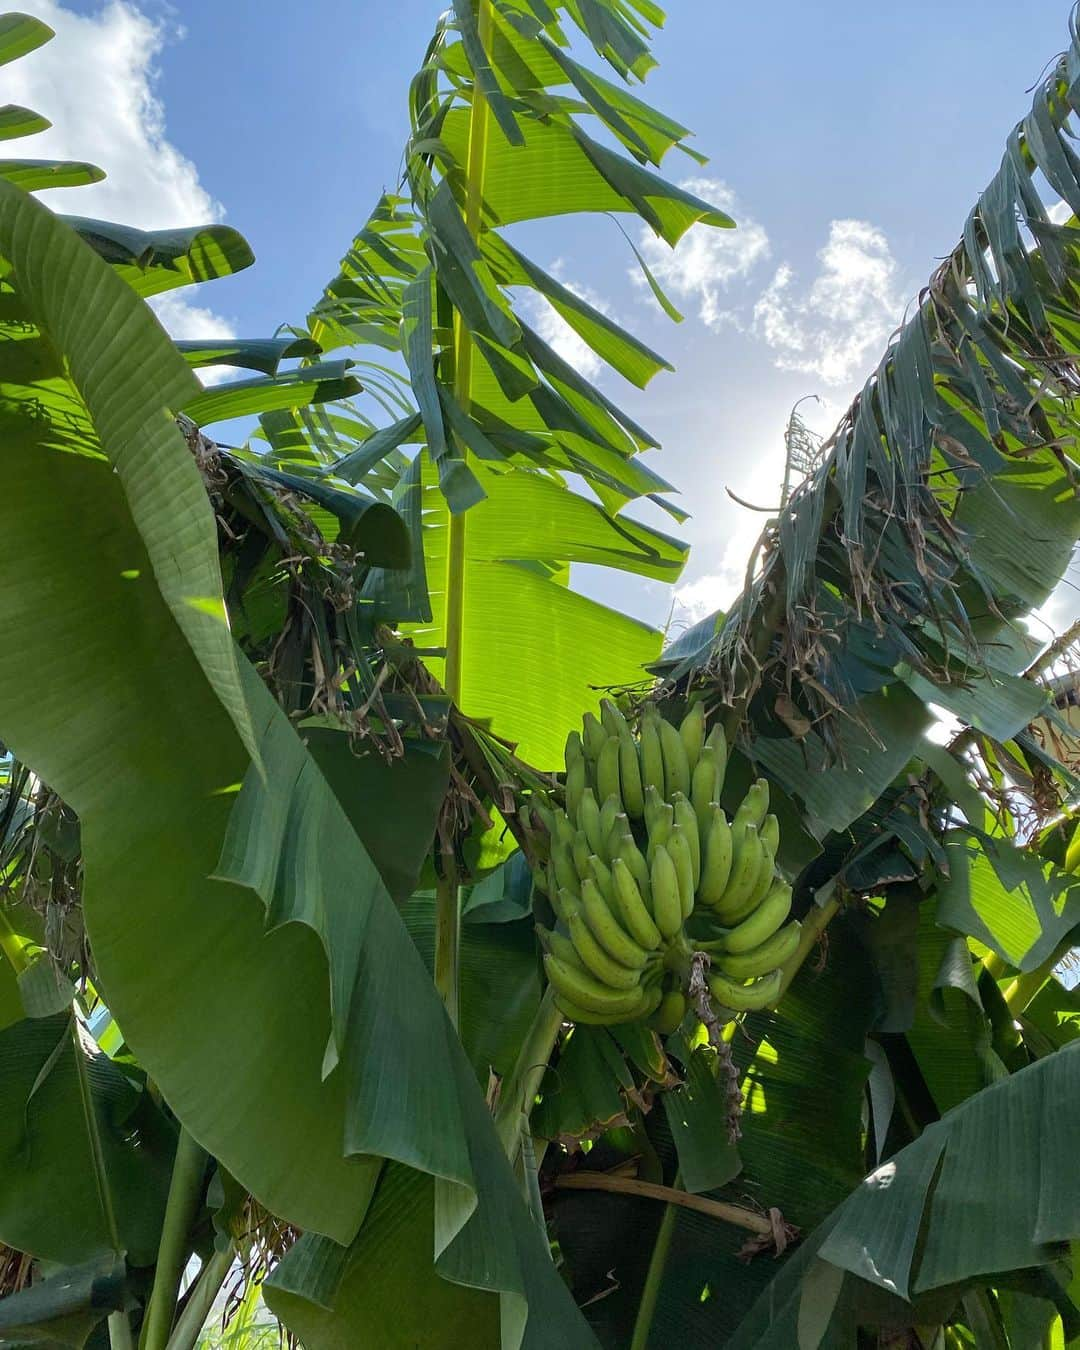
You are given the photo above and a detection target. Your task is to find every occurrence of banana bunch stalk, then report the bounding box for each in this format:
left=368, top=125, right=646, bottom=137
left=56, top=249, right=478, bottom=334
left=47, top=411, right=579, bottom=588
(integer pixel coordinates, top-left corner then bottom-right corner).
left=530, top=698, right=802, bottom=1035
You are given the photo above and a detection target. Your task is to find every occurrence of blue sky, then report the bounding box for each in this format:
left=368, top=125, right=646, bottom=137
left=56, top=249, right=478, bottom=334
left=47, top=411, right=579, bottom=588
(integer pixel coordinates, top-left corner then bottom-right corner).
left=11, top=0, right=1078, bottom=637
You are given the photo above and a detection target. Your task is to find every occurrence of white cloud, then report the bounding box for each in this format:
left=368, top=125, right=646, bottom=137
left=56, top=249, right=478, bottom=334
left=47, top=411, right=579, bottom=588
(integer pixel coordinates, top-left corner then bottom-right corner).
left=147, top=292, right=237, bottom=385
left=752, top=220, right=907, bottom=386
left=8, top=1, right=234, bottom=344
left=524, top=264, right=609, bottom=381
left=633, top=178, right=770, bottom=328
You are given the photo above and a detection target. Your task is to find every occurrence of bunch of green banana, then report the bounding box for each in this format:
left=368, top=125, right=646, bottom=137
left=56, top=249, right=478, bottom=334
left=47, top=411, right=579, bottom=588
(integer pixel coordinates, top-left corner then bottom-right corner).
left=532, top=698, right=802, bottom=1031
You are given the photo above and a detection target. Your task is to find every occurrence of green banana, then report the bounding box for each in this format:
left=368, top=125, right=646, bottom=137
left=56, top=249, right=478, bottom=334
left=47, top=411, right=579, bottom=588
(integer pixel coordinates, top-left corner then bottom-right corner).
left=667, top=825, right=696, bottom=919
left=600, top=697, right=629, bottom=739
left=544, top=954, right=646, bottom=1015
left=705, top=725, right=728, bottom=792
left=552, top=807, right=575, bottom=848
left=610, top=856, right=662, bottom=949
left=734, top=777, right=770, bottom=831
left=651, top=988, right=687, bottom=1035
left=579, top=878, right=650, bottom=969
left=707, top=966, right=782, bottom=1012
left=553, top=994, right=639, bottom=1026
left=616, top=832, right=652, bottom=901
left=571, top=830, right=592, bottom=882
left=713, top=822, right=762, bottom=919
left=588, top=853, right=614, bottom=898
left=723, top=881, right=793, bottom=953
left=565, top=730, right=584, bottom=766
left=659, top=715, right=691, bottom=799
left=579, top=787, right=604, bottom=856
left=679, top=700, right=706, bottom=773
left=582, top=711, right=606, bottom=765
left=566, top=756, right=586, bottom=821
left=719, top=837, right=777, bottom=926
left=645, top=802, right=674, bottom=865
left=650, top=844, right=683, bottom=939
left=691, top=745, right=720, bottom=835
left=643, top=783, right=665, bottom=836
left=605, top=811, right=629, bottom=861
left=716, top=920, right=800, bottom=979
left=639, top=708, right=665, bottom=797
left=745, top=837, right=777, bottom=910
left=672, top=793, right=700, bottom=889
left=567, top=911, right=642, bottom=989
left=638, top=983, right=664, bottom=1021
left=618, top=725, right=645, bottom=819
left=552, top=840, right=580, bottom=899
left=697, top=806, right=733, bottom=906
left=540, top=923, right=589, bottom=975
left=598, top=792, right=621, bottom=858
left=547, top=863, right=569, bottom=920
left=597, top=737, right=622, bottom=812
left=759, top=812, right=779, bottom=855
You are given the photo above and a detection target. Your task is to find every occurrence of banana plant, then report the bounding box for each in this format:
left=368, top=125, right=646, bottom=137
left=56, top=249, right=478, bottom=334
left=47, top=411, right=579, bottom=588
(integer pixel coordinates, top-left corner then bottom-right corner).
left=4, top=3, right=1080, bottom=1350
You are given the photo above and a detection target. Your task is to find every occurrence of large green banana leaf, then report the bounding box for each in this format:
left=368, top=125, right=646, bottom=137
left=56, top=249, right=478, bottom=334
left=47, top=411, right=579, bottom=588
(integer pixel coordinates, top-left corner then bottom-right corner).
left=730, top=1042, right=1080, bottom=1347
left=366, top=453, right=686, bottom=765
left=0, top=184, right=593, bottom=1343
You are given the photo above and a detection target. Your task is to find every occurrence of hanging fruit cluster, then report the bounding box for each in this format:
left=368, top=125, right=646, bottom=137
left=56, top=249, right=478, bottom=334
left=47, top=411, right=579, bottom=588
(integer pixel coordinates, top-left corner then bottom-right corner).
left=530, top=699, right=801, bottom=1034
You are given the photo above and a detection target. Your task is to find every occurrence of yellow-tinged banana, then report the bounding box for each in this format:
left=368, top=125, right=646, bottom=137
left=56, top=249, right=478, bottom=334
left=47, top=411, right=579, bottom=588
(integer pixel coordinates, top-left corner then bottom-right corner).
left=582, top=711, right=606, bottom=764
left=571, top=830, right=592, bottom=881
left=692, top=746, right=720, bottom=836
left=646, top=803, right=674, bottom=865
left=579, top=878, right=651, bottom=969
left=659, top=716, right=691, bottom=800
left=616, top=832, right=652, bottom=900
left=651, top=988, right=687, bottom=1035
left=544, top=955, right=647, bottom=1016
left=680, top=700, right=706, bottom=772
left=597, top=737, right=622, bottom=812
left=598, top=793, right=621, bottom=858
left=650, top=844, right=683, bottom=939
left=588, top=853, right=614, bottom=898
left=707, top=966, right=782, bottom=1012
left=566, top=913, right=643, bottom=990
left=705, top=725, right=728, bottom=790
left=760, top=813, right=779, bottom=856
left=618, top=726, right=645, bottom=819
left=579, top=788, right=604, bottom=856
left=713, top=822, right=762, bottom=919
left=566, top=756, right=586, bottom=821
left=611, top=856, right=662, bottom=949
left=667, top=825, right=696, bottom=920
left=672, top=793, right=700, bottom=889
left=723, top=881, right=793, bottom=953
left=734, top=778, right=770, bottom=831
left=565, top=730, right=584, bottom=766
left=698, top=806, right=733, bottom=906
left=716, top=920, right=801, bottom=979
left=639, top=708, right=665, bottom=797
left=600, top=697, right=629, bottom=739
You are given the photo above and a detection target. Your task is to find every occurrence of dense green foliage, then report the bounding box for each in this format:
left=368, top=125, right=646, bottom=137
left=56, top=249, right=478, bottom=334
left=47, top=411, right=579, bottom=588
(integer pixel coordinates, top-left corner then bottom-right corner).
left=2, top=3, right=1080, bottom=1348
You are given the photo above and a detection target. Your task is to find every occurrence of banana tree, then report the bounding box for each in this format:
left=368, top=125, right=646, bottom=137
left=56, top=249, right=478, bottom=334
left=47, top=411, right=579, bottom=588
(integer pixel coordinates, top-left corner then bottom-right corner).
left=4, top=2, right=1080, bottom=1349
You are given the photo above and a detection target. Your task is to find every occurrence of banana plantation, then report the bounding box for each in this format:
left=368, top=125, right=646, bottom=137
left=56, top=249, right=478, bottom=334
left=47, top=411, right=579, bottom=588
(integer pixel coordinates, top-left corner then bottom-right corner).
left=3, top=1, right=1080, bottom=1346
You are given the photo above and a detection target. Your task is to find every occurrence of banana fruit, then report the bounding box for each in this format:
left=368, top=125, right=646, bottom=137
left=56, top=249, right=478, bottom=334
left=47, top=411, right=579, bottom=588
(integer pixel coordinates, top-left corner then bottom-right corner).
left=531, top=699, right=801, bottom=1030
